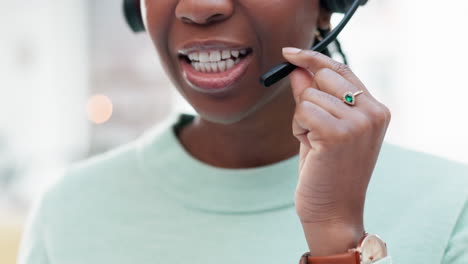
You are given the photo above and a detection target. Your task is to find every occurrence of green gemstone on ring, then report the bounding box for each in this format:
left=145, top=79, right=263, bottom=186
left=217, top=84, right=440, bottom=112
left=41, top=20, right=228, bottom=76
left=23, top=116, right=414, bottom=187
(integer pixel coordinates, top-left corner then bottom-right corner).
left=345, top=94, right=354, bottom=103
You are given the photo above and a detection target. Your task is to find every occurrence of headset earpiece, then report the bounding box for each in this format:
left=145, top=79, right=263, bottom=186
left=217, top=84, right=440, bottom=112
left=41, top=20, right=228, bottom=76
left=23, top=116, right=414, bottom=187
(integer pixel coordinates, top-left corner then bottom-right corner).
left=123, top=0, right=145, bottom=33
left=320, top=0, right=368, bottom=13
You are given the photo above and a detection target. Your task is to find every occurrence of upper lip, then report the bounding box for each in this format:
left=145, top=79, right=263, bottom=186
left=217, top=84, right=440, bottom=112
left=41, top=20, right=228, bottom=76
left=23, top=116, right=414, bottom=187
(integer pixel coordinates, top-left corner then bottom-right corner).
left=177, top=40, right=252, bottom=55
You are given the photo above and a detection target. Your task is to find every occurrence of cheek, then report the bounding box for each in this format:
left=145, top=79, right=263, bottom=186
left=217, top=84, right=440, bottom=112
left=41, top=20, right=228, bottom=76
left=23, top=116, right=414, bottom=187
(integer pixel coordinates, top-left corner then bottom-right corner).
left=145, top=2, right=176, bottom=59
left=246, top=0, right=319, bottom=51
left=144, top=1, right=182, bottom=85
left=145, top=1, right=173, bottom=40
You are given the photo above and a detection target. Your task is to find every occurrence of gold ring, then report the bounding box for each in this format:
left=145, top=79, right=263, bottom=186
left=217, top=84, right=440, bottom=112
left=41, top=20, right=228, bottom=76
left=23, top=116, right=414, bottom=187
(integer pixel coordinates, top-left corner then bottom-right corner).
left=343, top=90, right=364, bottom=106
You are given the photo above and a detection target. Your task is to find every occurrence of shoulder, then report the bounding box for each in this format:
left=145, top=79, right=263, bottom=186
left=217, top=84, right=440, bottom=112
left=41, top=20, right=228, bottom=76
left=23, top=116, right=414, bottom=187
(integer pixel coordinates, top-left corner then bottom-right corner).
left=378, top=142, right=468, bottom=187
left=372, top=141, right=468, bottom=218
left=377, top=142, right=468, bottom=203
left=372, top=142, right=468, bottom=228
left=48, top=113, right=182, bottom=197
left=18, top=140, right=144, bottom=259
left=366, top=143, right=468, bottom=260
left=39, top=113, right=183, bottom=211
left=37, top=139, right=148, bottom=220
left=56, top=141, right=139, bottom=192
left=42, top=111, right=183, bottom=205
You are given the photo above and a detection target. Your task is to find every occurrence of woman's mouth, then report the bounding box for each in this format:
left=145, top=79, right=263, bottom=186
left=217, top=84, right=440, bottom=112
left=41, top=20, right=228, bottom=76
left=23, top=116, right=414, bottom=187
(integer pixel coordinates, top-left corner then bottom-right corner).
left=178, top=47, right=253, bottom=94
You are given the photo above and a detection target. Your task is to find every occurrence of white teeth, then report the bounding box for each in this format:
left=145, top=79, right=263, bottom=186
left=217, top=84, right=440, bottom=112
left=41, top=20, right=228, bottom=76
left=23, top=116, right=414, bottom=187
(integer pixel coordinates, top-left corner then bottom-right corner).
left=188, top=49, right=249, bottom=72
left=210, top=62, right=218, bottom=72
left=187, top=49, right=250, bottom=64
left=231, top=50, right=240, bottom=58
left=187, top=52, right=200, bottom=61
left=222, top=50, right=231, bottom=59
left=191, top=59, right=243, bottom=72
left=199, top=51, right=210, bottom=62
left=218, top=61, right=226, bottom=71
left=226, top=59, right=235, bottom=70
left=209, top=51, right=221, bottom=62
left=205, top=63, right=212, bottom=72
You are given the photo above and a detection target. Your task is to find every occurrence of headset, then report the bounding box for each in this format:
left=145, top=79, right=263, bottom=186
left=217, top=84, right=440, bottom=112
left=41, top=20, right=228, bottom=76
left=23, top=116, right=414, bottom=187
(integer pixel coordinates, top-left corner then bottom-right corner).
left=123, top=0, right=368, bottom=87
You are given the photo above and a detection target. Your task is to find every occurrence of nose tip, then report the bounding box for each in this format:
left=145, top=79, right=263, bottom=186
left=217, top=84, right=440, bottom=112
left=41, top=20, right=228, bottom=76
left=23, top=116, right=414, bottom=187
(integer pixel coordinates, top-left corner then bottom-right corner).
left=176, top=0, right=234, bottom=25
left=180, top=13, right=228, bottom=25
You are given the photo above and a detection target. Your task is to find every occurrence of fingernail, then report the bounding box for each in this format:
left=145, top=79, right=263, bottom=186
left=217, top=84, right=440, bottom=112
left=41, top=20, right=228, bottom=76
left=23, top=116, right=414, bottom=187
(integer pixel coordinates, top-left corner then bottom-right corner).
left=282, top=47, right=302, bottom=55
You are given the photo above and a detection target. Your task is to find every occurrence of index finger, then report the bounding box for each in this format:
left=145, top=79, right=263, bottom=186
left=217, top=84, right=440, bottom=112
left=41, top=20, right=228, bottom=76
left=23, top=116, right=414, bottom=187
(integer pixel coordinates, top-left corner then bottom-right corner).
left=282, top=47, right=369, bottom=94
left=289, top=67, right=316, bottom=104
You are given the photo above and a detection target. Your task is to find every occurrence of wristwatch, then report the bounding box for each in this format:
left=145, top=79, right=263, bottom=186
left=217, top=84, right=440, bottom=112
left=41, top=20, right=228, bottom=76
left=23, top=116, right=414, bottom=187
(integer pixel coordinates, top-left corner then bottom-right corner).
left=299, top=232, right=388, bottom=264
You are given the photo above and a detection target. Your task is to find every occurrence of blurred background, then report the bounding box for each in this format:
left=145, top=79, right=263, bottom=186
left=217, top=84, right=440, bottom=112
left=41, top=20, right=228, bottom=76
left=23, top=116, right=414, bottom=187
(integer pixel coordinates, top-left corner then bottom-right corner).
left=1, top=0, right=467, bottom=263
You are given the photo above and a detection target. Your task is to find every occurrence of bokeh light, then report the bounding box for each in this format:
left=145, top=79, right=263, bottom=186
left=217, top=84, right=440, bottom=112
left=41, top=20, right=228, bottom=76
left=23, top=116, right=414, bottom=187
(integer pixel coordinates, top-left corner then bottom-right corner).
left=86, top=94, right=113, bottom=124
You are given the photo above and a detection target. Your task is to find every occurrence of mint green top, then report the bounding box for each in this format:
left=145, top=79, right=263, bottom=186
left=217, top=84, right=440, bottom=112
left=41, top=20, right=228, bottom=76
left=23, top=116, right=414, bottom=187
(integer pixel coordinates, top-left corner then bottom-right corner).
left=17, top=113, right=468, bottom=264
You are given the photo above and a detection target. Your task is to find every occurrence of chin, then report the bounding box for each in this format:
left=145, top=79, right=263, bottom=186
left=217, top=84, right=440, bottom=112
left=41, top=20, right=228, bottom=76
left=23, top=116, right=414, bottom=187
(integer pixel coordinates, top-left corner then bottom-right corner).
left=192, top=83, right=288, bottom=126
left=194, top=108, right=252, bottom=125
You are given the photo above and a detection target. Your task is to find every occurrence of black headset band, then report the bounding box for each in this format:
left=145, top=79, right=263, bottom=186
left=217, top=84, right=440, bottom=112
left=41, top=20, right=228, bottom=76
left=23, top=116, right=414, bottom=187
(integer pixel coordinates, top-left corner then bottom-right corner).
left=123, top=0, right=145, bottom=33
left=321, top=0, right=368, bottom=13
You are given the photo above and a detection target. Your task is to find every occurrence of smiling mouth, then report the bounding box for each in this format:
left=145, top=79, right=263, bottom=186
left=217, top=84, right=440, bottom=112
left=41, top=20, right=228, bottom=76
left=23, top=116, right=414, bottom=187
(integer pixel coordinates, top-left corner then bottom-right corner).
left=177, top=47, right=254, bottom=93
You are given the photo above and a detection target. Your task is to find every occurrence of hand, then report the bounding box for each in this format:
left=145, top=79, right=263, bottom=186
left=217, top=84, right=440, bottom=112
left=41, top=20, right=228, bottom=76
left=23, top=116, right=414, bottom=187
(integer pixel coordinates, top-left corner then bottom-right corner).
left=282, top=48, right=391, bottom=255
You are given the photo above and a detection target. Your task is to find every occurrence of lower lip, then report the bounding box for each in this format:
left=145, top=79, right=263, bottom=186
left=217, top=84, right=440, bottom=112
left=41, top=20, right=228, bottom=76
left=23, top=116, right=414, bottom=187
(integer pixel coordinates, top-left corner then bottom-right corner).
left=180, top=54, right=253, bottom=94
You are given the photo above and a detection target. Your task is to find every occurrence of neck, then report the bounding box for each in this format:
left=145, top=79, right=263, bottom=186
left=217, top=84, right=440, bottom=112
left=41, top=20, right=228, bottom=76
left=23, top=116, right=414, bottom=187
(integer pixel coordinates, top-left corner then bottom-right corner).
left=178, top=86, right=300, bottom=169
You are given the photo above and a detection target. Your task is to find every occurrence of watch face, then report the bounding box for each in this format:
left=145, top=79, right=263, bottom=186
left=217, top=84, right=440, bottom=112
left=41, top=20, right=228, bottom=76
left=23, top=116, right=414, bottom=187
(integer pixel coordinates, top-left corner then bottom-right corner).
left=360, top=234, right=388, bottom=264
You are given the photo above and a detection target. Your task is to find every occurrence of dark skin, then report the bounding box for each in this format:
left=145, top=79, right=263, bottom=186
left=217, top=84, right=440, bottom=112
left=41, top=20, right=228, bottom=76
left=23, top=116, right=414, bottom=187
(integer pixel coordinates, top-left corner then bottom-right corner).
left=145, top=0, right=321, bottom=168
left=144, top=0, right=391, bottom=258
left=178, top=86, right=299, bottom=169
